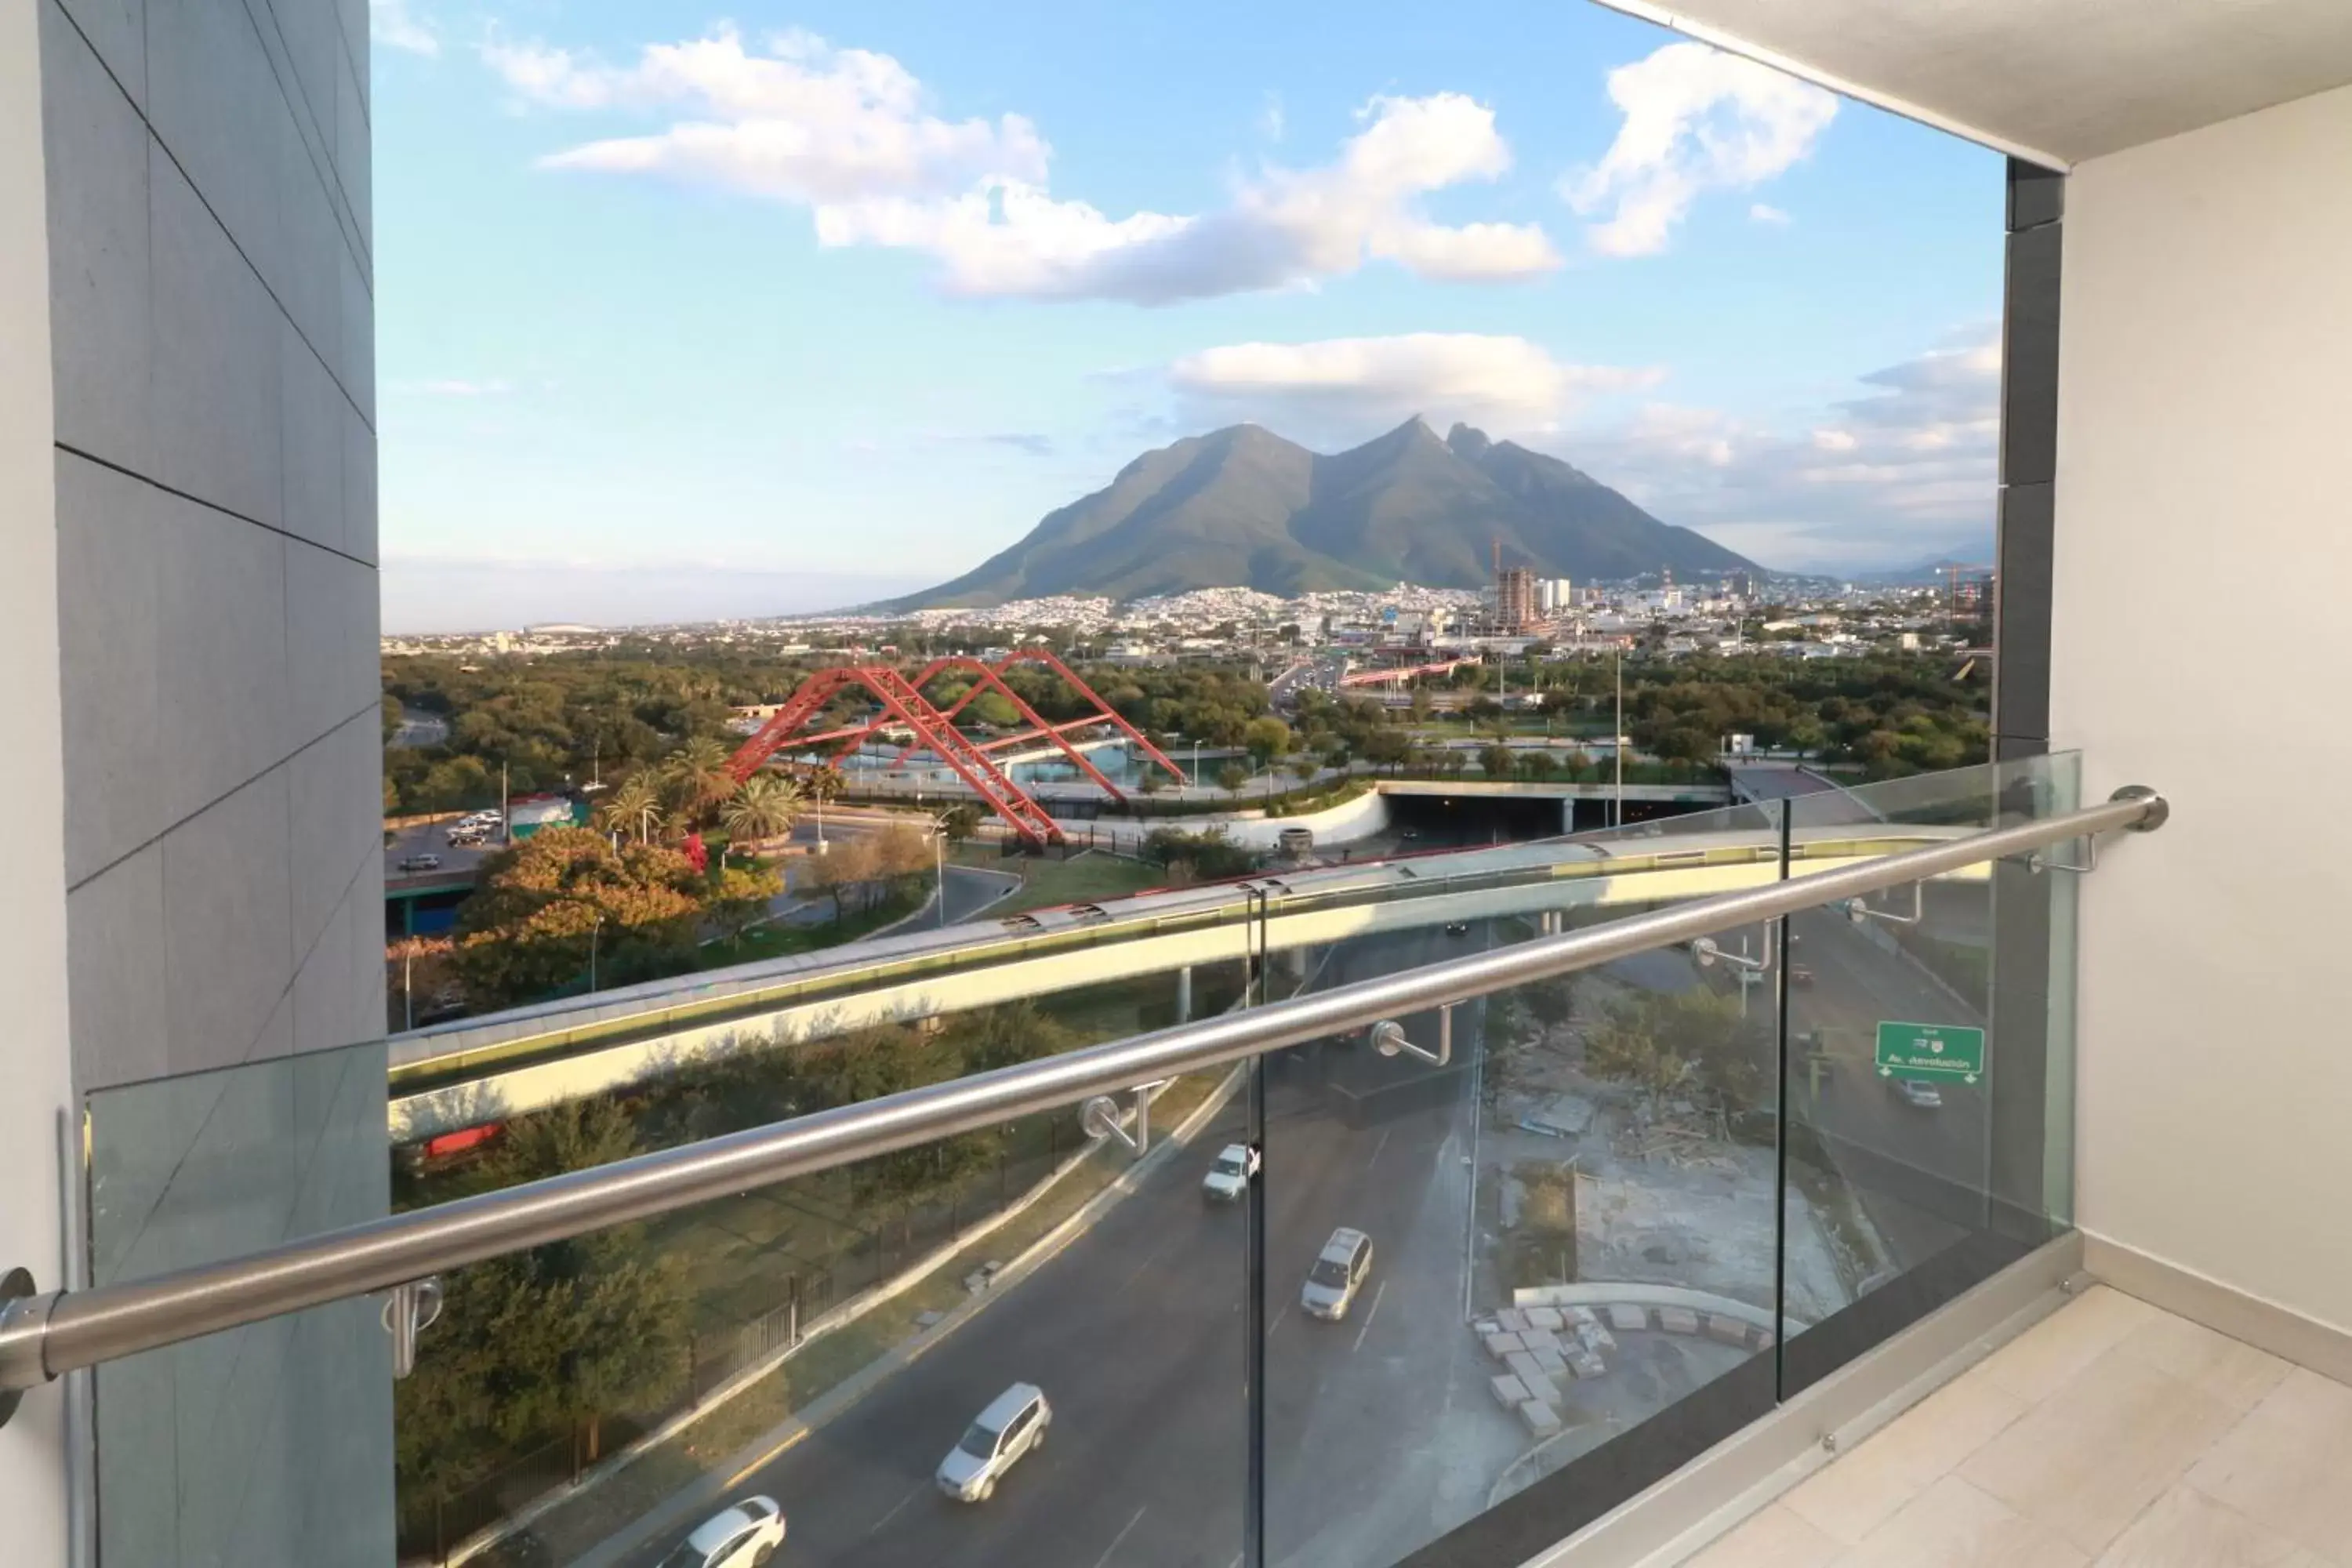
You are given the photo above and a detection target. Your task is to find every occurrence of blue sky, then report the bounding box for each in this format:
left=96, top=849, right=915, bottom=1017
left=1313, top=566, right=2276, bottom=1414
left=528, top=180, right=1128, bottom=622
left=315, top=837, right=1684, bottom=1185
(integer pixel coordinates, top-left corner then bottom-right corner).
left=370, top=0, right=2005, bottom=631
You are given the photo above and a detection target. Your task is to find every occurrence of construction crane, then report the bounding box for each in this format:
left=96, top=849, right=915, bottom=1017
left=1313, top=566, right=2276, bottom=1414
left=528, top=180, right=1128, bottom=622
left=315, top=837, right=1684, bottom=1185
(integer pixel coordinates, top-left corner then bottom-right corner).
left=1935, top=562, right=1994, bottom=628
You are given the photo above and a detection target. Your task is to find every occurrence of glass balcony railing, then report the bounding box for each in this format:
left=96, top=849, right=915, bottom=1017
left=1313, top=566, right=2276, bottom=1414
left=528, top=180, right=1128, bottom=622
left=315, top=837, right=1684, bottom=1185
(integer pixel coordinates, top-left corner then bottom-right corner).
left=5, top=755, right=2158, bottom=1568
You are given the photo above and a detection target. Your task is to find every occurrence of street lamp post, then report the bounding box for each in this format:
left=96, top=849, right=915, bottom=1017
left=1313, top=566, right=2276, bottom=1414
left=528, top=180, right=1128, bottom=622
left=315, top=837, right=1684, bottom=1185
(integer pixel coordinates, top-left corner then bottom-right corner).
left=589, top=915, right=601, bottom=993
left=931, top=815, right=950, bottom=930
left=1613, top=648, right=1624, bottom=829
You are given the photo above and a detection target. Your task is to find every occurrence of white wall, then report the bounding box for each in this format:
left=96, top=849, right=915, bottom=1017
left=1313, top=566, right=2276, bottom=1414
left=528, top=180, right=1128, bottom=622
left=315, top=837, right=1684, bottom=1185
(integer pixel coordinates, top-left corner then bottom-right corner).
left=0, top=0, right=73, bottom=1554
left=2053, top=81, right=2352, bottom=1332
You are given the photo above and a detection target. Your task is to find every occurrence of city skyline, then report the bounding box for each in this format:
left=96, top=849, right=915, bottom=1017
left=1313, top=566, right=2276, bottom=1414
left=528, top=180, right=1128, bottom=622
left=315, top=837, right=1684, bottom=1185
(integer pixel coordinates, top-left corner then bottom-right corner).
left=372, top=0, right=2005, bottom=632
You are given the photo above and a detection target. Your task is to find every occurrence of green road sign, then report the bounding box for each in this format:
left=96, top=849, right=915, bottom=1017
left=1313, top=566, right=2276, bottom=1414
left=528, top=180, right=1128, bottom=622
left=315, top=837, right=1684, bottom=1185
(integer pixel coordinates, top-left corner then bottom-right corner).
left=1875, top=1021, right=1987, bottom=1084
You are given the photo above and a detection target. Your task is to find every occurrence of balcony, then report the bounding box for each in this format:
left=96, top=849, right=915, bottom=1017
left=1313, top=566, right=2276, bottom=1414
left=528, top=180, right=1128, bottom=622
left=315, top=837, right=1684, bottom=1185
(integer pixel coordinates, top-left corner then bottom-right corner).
left=0, top=757, right=2173, bottom=1566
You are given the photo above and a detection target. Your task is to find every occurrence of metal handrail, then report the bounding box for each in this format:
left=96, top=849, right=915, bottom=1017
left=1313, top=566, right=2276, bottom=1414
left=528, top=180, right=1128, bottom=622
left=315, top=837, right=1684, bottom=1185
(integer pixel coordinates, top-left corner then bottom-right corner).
left=0, top=786, right=2165, bottom=1403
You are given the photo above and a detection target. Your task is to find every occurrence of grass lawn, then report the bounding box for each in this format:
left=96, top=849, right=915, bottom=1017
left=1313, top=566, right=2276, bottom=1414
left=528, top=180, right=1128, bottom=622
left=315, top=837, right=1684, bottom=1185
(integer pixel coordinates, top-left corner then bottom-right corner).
left=953, top=848, right=1167, bottom=915
left=693, top=889, right=922, bottom=969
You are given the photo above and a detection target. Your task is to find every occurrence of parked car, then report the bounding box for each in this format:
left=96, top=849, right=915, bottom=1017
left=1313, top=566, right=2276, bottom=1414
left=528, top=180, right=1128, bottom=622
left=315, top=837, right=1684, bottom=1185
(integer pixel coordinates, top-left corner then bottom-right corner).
left=1893, top=1078, right=1944, bottom=1110
left=938, top=1383, right=1051, bottom=1502
left=1201, top=1143, right=1259, bottom=1203
left=661, top=1497, right=785, bottom=1568
left=1301, top=1227, right=1375, bottom=1321
left=397, top=854, right=441, bottom=872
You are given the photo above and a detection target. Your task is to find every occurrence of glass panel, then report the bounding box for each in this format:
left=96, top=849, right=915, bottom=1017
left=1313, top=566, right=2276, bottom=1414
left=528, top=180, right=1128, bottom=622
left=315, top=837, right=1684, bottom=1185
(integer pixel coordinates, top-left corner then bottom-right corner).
left=395, top=970, right=1253, bottom=1566
left=1261, top=804, right=1788, bottom=1566
left=83, top=1038, right=395, bottom=1568
left=1779, top=752, right=2082, bottom=1396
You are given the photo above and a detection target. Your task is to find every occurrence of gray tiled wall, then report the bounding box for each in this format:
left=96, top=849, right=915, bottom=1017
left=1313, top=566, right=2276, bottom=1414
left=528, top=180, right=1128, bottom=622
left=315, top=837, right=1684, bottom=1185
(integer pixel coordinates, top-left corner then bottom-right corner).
left=38, top=0, right=390, bottom=1559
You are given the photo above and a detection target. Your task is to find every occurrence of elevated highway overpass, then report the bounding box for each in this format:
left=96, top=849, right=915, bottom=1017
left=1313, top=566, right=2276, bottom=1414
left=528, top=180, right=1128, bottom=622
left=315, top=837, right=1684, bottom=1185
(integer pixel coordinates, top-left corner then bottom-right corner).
left=388, top=821, right=1989, bottom=1142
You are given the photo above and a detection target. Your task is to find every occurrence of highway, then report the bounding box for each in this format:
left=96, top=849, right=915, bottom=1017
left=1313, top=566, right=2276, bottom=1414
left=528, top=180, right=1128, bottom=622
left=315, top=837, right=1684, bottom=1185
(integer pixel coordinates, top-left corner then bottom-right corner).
left=615, top=924, right=1501, bottom=1568
left=1783, top=901, right=1993, bottom=1270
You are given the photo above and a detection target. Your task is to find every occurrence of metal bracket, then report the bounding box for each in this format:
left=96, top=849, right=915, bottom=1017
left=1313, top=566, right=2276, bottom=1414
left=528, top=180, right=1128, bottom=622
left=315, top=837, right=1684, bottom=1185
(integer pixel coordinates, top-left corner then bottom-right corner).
left=1693, top=923, right=1779, bottom=972
left=0, top=1269, right=42, bottom=1430
left=1082, top=1081, right=1165, bottom=1160
left=1839, top=883, right=1924, bottom=925
left=381, top=1278, right=444, bottom=1380
left=2021, top=786, right=2169, bottom=874
left=1372, top=1004, right=1454, bottom=1067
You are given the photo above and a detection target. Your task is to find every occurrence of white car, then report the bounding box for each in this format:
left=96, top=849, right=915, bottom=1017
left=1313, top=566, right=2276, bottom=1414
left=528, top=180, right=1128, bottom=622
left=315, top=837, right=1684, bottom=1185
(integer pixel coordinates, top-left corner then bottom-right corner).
left=1201, top=1144, right=1260, bottom=1203
left=661, top=1497, right=785, bottom=1568
left=1301, top=1227, right=1375, bottom=1321
left=1893, top=1078, right=1945, bottom=1110
left=938, top=1383, right=1050, bottom=1502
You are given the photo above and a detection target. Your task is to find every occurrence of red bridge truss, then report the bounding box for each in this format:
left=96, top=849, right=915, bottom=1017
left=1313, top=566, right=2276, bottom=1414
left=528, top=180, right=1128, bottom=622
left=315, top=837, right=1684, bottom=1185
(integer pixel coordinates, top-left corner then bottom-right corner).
left=724, top=649, right=1186, bottom=848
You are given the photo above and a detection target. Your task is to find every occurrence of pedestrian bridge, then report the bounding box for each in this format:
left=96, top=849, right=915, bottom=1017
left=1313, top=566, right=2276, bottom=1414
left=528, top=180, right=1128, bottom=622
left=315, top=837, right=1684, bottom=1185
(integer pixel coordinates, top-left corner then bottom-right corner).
left=388, top=821, right=1983, bottom=1141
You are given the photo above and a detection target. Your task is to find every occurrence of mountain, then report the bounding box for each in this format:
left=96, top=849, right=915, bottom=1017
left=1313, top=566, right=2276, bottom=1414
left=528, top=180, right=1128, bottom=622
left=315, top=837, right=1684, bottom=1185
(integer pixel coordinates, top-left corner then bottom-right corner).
left=880, top=419, right=1762, bottom=609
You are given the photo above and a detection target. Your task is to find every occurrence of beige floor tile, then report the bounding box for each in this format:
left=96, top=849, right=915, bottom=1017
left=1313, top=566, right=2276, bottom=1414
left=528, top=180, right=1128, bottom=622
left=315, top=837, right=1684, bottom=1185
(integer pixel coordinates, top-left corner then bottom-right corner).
left=2091, top=1485, right=2325, bottom=1567
left=2111, top=1312, right=2291, bottom=1416
left=1975, top=1287, right=2164, bottom=1404
left=2185, top=1368, right=2352, bottom=1560
left=1783, top=1368, right=2029, bottom=1544
left=1959, top=1345, right=2241, bottom=1554
left=1683, top=1504, right=1845, bottom=1568
left=1836, top=1475, right=2086, bottom=1568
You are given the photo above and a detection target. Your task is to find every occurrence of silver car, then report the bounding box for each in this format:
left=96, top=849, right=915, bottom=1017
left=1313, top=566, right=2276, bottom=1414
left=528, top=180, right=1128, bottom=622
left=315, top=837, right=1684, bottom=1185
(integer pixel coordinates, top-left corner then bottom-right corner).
left=1301, top=1227, right=1374, bottom=1320
left=937, top=1383, right=1050, bottom=1502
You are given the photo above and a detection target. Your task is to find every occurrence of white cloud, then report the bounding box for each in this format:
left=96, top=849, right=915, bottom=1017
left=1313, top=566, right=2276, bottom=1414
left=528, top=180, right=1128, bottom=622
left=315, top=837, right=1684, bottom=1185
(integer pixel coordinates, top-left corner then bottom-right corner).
left=1558, top=328, right=2002, bottom=570
left=482, top=29, right=1048, bottom=205
left=488, top=29, right=1559, bottom=303
left=372, top=0, right=438, bottom=56
left=1749, top=202, right=1791, bottom=227
left=1564, top=42, right=1836, bottom=257
left=1260, top=93, right=1286, bottom=143
left=1164, top=333, right=1661, bottom=445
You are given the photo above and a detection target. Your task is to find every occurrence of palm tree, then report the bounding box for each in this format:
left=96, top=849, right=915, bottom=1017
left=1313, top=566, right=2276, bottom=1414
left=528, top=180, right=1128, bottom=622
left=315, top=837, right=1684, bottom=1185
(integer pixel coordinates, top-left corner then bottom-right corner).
left=601, top=774, right=665, bottom=844
left=661, top=737, right=739, bottom=826
left=721, top=774, right=803, bottom=846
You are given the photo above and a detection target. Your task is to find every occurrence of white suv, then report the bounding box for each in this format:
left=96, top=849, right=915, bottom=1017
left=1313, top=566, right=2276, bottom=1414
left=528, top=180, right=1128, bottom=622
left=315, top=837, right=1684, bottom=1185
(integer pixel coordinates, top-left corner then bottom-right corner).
left=1301, top=1227, right=1374, bottom=1320
left=937, top=1383, right=1051, bottom=1502
left=1201, top=1144, right=1259, bottom=1203
left=661, top=1497, right=785, bottom=1568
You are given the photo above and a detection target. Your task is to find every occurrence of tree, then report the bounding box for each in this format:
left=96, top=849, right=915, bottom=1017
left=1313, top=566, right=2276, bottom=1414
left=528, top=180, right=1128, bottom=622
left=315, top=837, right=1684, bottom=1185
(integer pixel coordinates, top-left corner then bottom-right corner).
left=720, top=773, right=802, bottom=845
left=661, top=736, right=739, bottom=826
left=452, top=828, right=706, bottom=1007
left=938, top=802, right=983, bottom=846
left=1216, top=762, right=1249, bottom=798
left=705, top=862, right=785, bottom=946
left=1519, top=751, right=1559, bottom=782
left=805, top=834, right=880, bottom=920
left=1364, top=731, right=1411, bottom=775
left=1242, top=716, right=1293, bottom=771
left=1583, top=989, right=1767, bottom=1116
left=1479, top=742, right=1517, bottom=779
left=601, top=773, right=666, bottom=845
left=396, top=1100, right=689, bottom=1493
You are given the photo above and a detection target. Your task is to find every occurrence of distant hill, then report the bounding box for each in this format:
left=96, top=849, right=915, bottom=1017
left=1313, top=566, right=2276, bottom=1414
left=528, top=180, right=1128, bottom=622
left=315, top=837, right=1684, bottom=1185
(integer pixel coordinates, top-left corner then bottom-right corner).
left=880, top=419, right=1762, bottom=609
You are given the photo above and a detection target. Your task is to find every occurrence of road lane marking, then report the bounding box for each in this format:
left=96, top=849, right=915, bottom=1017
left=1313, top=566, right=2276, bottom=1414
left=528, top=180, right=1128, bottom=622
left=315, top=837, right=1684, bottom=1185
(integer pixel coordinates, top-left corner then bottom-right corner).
left=1367, top=1128, right=1392, bottom=1169
left=1091, top=1505, right=1148, bottom=1568
left=1351, top=1280, right=1388, bottom=1353
left=866, top=1480, right=928, bottom=1536
left=1116, top=1231, right=1181, bottom=1297
left=1270, top=1302, right=1289, bottom=1334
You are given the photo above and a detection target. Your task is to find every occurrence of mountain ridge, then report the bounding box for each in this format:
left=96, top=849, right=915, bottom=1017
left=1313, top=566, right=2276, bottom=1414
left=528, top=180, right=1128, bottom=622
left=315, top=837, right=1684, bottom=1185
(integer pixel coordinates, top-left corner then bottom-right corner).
left=881, top=419, right=1762, bottom=609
